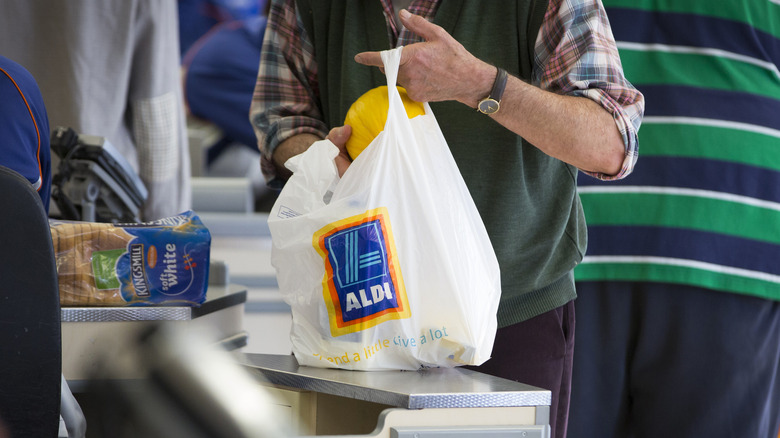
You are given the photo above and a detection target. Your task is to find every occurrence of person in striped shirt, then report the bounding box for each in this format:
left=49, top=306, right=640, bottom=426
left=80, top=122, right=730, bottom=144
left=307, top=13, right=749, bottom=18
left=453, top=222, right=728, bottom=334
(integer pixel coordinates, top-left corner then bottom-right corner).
left=569, top=1, right=780, bottom=436
left=250, top=1, right=643, bottom=437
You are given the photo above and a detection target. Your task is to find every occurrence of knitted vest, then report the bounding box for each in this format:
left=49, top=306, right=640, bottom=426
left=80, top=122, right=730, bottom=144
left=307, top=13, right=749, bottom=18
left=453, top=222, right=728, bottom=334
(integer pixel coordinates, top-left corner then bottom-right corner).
left=297, top=0, right=584, bottom=326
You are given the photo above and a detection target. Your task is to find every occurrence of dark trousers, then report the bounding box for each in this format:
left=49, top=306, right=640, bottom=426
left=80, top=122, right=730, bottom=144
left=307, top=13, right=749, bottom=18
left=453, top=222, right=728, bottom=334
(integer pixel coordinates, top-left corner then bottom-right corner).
left=569, top=281, right=780, bottom=438
left=470, top=301, right=575, bottom=438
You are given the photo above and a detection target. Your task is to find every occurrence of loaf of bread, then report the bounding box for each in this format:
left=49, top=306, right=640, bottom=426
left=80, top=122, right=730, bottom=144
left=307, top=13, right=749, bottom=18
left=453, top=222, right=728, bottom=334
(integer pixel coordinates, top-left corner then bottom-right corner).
left=50, top=210, right=211, bottom=307
left=51, top=221, right=132, bottom=306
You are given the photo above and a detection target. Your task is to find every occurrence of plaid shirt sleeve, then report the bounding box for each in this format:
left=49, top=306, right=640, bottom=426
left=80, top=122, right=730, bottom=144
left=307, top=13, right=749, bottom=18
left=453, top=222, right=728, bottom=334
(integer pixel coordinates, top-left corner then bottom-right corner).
left=250, top=0, right=327, bottom=187
left=251, top=0, right=644, bottom=185
left=534, top=0, right=644, bottom=181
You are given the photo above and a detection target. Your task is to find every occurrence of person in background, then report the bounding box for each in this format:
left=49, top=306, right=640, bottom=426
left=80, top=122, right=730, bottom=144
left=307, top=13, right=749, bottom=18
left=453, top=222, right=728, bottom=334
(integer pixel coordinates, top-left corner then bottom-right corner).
left=0, top=0, right=191, bottom=221
left=250, top=1, right=644, bottom=437
left=180, top=0, right=274, bottom=208
left=0, top=55, right=51, bottom=211
left=182, top=12, right=267, bottom=157
left=568, top=1, right=780, bottom=437
left=0, top=55, right=87, bottom=438
left=178, top=0, right=264, bottom=57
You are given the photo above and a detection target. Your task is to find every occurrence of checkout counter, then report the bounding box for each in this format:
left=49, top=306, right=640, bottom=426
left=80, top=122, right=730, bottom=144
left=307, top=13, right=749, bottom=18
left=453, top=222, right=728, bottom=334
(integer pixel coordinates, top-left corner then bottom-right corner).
left=241, top=353, right=551, bottom=437
left=60, top=266, right=551, bottom=437
left=54, top=134, right=551, bottom=437
left=61, top=282, right=248, bottom=386
left=61, top=277, right=551, bottom=438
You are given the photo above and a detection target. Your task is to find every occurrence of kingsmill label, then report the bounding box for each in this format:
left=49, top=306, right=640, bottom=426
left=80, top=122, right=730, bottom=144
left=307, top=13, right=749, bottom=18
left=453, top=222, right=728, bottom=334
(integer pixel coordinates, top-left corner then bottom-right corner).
left=90, top=210, right=210, bottom=306
left=313, top=207, right=410, bottom=337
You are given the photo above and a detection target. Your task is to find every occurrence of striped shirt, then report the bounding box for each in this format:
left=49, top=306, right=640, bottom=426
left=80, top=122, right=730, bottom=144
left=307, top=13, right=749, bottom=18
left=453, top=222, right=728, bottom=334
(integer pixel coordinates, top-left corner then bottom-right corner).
left=576, top=0, right=780, bottom=300
left=250, top=0, right=644, bottom=186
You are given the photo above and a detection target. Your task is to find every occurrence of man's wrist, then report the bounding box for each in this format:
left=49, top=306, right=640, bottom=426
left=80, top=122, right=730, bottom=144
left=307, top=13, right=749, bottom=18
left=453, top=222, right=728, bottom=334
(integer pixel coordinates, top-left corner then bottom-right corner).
left=272, top=133, right=322, bottom=177
left=462, top=63, right=499, bottom=109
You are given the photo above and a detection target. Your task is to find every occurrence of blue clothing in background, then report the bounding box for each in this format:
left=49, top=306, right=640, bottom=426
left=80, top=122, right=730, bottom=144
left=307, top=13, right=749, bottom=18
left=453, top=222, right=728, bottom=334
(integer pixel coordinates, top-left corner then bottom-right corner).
left=183, top=15, right=267, bottom=151
left=178, top=0, right=265, bottom=56
left=0, top=56, right=51, bottom=212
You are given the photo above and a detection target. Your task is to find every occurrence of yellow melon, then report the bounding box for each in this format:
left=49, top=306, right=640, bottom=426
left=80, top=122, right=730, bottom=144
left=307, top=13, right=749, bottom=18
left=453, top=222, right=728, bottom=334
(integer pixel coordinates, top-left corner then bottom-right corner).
left=343, top=86, right=426, bottom=159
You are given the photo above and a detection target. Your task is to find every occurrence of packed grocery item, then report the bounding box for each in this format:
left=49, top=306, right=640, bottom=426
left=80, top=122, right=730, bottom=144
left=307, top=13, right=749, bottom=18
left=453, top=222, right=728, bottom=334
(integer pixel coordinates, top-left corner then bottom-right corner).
left=343, top=85, right=425, bottom=160
left=51, top=210, right=211, bottom=307
left=268, top=48, right=500, bottom=371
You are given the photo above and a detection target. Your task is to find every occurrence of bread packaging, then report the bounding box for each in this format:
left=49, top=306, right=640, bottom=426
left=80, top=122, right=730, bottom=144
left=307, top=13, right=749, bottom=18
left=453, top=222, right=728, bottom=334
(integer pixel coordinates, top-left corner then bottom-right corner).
left=50, top=210, right=210, bottom=306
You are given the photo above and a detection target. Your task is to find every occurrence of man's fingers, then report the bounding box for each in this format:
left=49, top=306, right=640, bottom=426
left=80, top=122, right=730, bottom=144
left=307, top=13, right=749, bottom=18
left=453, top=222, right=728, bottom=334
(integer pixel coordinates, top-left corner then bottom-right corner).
left=327, top=125, right=352, bottom=147
left=335, top=155, right=351, bottom=177
left=356, top=47, right=413, bottom=71
left=355, top=10, right=440, bottom=67
left=398, top=9, right=441, bottom=41
left=328, top=126, right=353, bottom=176
left=354, top=51, right=383, bottom=67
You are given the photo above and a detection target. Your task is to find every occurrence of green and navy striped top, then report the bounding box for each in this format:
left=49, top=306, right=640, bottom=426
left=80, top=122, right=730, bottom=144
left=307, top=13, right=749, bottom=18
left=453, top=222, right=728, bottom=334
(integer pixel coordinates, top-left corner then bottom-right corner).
left=576, top=0, right=780, bottom=300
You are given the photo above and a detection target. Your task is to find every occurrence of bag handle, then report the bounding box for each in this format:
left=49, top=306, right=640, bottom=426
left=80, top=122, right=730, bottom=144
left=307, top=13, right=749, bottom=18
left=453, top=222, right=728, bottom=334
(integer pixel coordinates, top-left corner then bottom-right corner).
left=380, top=46, right=403, bottom=91
left=380, top=47, right=410, bottom=132
left=380, top=47, right=434, bottom=133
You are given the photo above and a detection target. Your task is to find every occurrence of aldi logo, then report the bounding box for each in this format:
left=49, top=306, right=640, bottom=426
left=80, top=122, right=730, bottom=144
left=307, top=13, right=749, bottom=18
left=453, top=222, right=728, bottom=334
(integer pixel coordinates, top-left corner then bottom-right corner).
left=313, top=207, right=410, bottom=337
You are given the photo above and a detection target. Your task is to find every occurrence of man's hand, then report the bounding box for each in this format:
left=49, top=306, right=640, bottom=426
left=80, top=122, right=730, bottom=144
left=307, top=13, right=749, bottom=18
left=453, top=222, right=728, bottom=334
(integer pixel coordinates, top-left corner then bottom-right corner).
left=327, top=125, right=353, bottom=177
left=272, top=125, right=352, bottom=180
left=352, top=9, right=625, bottom=176
left=354, top=9, right=494, bottom=107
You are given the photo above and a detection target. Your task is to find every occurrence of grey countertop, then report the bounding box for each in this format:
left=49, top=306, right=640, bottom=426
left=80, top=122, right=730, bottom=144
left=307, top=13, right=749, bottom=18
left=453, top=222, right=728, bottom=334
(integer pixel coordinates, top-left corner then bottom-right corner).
left=60, top=284, right=246, bottom=322
left=240, top=353, right=551, bottom=410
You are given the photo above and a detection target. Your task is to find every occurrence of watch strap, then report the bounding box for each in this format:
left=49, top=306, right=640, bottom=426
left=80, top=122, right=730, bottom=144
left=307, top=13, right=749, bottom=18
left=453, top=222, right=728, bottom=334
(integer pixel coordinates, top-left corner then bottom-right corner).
left=490, top=67, right=508, bottom=102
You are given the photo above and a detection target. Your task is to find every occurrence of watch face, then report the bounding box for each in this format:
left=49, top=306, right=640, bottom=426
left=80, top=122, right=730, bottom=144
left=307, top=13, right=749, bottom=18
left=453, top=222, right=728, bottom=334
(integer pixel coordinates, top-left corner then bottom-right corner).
left=478, top=98, right=499, bottom=114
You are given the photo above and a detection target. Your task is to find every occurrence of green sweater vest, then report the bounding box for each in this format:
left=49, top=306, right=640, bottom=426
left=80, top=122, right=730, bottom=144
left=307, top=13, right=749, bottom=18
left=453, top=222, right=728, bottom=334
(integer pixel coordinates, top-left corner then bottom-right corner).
left=297, top=0, right=583, bottom=326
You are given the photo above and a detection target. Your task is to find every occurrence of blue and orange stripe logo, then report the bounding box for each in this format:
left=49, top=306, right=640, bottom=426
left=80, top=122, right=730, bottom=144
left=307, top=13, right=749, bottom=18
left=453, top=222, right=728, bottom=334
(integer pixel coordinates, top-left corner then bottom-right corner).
left=313, top=207, right=410, bottom=337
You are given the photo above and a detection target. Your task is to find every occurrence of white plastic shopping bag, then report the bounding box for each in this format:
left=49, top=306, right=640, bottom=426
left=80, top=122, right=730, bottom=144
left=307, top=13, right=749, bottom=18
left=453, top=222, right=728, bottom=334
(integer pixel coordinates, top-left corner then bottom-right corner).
left=268, top=47, right=501, bottom=370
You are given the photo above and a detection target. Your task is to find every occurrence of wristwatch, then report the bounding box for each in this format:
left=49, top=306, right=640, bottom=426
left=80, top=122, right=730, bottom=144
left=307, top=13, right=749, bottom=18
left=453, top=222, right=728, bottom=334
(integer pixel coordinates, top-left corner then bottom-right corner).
left=477, top=67, right=508, bottom=115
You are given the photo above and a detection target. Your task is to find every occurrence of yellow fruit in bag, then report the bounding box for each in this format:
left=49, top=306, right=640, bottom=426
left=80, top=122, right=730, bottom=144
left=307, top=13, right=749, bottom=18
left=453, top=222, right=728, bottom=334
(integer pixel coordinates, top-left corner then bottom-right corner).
left=344, top=86, right=426, bottom=159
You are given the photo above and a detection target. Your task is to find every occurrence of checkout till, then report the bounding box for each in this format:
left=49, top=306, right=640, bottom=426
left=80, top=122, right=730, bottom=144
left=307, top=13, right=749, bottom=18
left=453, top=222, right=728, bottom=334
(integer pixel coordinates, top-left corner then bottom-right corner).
left=46, top=129, right=551, bottom=437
